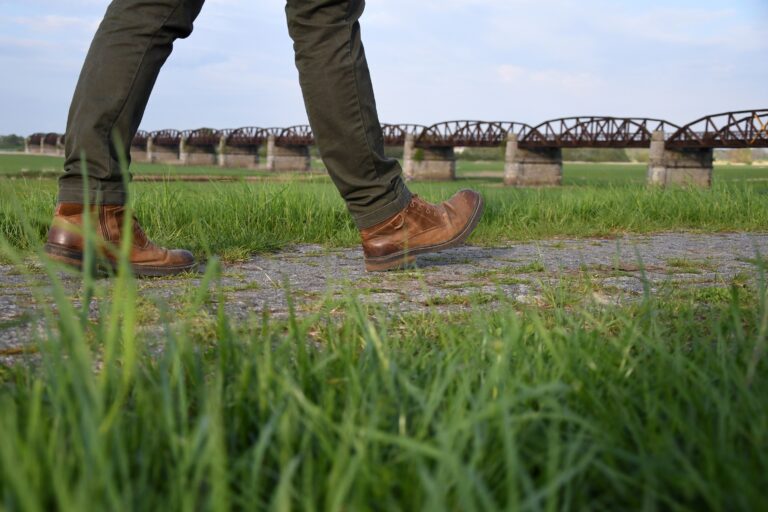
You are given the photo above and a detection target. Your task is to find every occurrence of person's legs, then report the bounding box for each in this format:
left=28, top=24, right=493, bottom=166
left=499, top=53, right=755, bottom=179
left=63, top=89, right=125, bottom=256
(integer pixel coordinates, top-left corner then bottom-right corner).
left=59, top=0, right=205, bottom=205
left=285, top=0, right=483, bottom=270
left=46, top=0, right=203, bottom=276
left=285, top=0, right=411, bottom=229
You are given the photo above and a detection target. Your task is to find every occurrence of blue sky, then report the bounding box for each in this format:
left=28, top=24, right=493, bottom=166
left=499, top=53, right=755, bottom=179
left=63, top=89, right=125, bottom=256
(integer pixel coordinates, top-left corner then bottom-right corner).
left=1, top=0, right=766, bottom=135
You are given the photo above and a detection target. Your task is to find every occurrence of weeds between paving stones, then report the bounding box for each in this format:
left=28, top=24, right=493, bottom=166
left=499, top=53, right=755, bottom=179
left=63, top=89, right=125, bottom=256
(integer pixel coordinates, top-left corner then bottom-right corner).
left=1, top=237, right=767, bottom=509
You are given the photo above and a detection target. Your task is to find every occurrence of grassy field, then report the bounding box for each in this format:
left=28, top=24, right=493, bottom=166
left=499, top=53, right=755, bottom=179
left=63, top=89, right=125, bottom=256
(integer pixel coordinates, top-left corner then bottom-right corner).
left=0, top=153, right=280, bottom=178
left=1, top=159, right=767, bottom=261
left=1, top=154, right=768, bottom=509
left=5, top=153, right=768, bottom=182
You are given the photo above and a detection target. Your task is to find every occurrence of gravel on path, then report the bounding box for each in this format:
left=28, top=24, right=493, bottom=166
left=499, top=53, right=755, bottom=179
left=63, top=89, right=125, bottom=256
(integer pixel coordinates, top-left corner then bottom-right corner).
left=2, top=232, right=767, bottom=365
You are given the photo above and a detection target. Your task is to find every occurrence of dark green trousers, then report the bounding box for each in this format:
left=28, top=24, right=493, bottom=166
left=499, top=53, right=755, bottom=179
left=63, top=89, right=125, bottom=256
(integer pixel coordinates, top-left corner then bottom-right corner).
left=59, top=0, right=411, bottom=229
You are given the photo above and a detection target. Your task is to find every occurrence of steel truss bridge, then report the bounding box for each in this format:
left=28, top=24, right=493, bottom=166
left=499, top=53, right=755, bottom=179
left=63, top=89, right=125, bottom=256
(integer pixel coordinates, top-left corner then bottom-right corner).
left=30, top=110, right=768, bottom=151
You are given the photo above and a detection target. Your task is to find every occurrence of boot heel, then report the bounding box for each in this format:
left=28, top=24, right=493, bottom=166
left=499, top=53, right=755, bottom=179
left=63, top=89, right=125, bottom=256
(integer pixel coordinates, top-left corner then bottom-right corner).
left=364, top=254, right=416, bottom=272
left=44, top=243, right=84, bottom=268
left=44, top=244, right=105, bottom=275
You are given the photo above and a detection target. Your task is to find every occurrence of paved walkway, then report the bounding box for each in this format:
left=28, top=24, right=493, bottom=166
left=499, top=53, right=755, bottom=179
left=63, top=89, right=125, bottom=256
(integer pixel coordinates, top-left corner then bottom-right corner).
left=2, top=233, right=766, bottom=365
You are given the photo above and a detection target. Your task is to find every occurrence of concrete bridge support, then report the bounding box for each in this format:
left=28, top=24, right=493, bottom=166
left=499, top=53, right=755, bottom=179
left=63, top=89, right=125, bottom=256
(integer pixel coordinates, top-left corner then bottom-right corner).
left=402, top=134, right=416, bottom=180
left=179, top=137, right=217, bottom=166
left=403, top=136, right=456, bottom=181
left=503, top=134, right=563, bottom=186
left=148, top=138, right=181, bottom=164
left=24, top=137, right=36, bottom=154
left=219, top=149, right=260, bottom=169
left=218, top=137, right=261, bottom=168
left=130, top=144, right=148, bottom=163
left=648, top=131, right=714, bottom=187
left=647, top=131, right=712, bottom=187
left=266, top=135, right=310, bottom=172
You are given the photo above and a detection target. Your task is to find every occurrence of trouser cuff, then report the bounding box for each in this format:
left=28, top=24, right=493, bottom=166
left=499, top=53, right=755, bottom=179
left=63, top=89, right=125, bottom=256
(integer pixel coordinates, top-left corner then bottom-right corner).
left=57, top=178, right=127, bottom=205
left=352, top=181, right=412, bottom=229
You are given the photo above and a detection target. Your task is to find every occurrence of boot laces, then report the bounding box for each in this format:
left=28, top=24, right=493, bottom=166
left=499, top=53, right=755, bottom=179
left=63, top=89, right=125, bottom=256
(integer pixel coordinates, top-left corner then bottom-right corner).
left=411, top=195, right=435, bottom=215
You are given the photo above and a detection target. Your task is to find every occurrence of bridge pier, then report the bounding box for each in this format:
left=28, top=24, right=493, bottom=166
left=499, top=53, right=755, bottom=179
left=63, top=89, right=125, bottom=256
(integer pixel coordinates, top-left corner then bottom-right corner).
left=266, top=135, right=310, bottom=172
left=218, top=137, right=261, bottom=169
left=403, top=140, right=456, bottom=181
left=647, top=131, right=712, bottom=187
left=130, top=131, right=149, bottom=163
left=503, top=134, right=563, bottom=186
left=180, top=137, right=217, bottom=166
left=148, top=138, right=180, bottom=164
left=130, top=143, right=148, bottom=163
left=402, top=134, right=416, bottom=180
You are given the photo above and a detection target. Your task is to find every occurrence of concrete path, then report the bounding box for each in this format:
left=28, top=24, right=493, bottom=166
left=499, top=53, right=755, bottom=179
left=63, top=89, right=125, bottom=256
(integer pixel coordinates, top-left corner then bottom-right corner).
left=2, top=232, right=767, bottom=365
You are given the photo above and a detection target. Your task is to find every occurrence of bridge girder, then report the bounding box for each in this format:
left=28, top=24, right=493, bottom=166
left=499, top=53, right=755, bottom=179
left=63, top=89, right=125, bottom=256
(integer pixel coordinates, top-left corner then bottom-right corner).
left=132, top=130, right=150, bottom=147
left=381, top=123, right=428, bottom=146
left=37, top=110, right=768, bottom=154
left=182, top=127, right=221, bottom=148
left=666, top=109, right=768, bottom=149
left=224, top=127, right=280, bottom=147
left=43, top=132, right=64, bottom=146
left=28, top=133, right=45, bottom=145
left=150, top=129, right=183, bottom=147
left=521, top=117, right=680, bottom=149
left=276, top=125, right=314, bottom=146
left=417, top=120, right=530, bottom=148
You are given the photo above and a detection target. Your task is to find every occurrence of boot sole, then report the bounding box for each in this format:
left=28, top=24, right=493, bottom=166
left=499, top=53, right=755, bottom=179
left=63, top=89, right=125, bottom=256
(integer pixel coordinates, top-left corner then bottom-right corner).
left=44, top=243, right=197, bottom=278
left=364, top=195, right=485, bottom=272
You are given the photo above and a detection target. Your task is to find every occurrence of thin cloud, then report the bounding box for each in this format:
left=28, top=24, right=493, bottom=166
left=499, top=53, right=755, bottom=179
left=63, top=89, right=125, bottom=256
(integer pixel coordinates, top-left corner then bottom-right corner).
left=8, top=15, right=99, bottom=32
left=497, top=65, right=603, bottom=92
left=0, top=0, right=765, bottom=134
left=0, top=35, right=53, bottom=49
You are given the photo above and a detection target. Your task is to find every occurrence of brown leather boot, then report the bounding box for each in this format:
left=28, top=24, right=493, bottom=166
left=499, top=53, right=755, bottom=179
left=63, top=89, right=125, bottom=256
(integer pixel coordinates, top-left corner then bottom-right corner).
left=360, top=190, right=484, bottom=271
left=44, top=203, right=196, bottom=277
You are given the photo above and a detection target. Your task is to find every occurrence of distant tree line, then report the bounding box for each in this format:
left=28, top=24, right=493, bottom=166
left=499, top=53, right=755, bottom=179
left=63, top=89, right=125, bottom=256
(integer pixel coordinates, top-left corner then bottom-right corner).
left=715, top=148, right=768, bottom=165
left=0, top=134, right=25, bottom=151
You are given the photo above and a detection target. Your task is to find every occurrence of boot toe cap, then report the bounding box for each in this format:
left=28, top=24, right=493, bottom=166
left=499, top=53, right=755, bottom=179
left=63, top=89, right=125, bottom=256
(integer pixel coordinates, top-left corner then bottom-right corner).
left=452, top=189, right=482, bottom=207
left=168, top=249, right=196, bottom=267
left=446, top=189, right=483, bottom=218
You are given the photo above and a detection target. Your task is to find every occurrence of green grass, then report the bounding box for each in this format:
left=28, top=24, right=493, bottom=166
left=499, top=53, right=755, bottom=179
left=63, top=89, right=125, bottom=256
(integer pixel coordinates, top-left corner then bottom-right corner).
left=3, top=172, right=768, bottom=262
left=0, top=154, right=331, bottom=178
left=0, top=239, right=766, bottom=509
left=6, top=154, right=768, bottom=183
left=0, top=154, right=65, bottom=176
left=1, top=154, right=768, bottom=509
